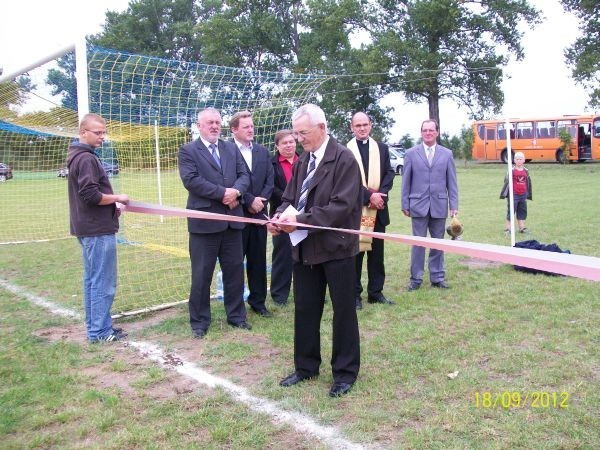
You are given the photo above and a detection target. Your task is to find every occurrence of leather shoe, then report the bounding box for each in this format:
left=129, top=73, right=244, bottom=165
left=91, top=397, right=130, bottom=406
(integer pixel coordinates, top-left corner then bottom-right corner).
left=367, top=295, right=394, bottom=305
left=431, top=281, right=450, bottom=289
left=407, top=283, right=421, bottom=292
left=227, top=321, right=252, bottom=330
left=251, top=306, right=273, bottom=318
left=329, top=382, right=353, bottom=397
left=279, top=372, right=317, bottom=387
left=355, top=297, right=363, bottom=310
left=192, top=328, right=207, bottom=339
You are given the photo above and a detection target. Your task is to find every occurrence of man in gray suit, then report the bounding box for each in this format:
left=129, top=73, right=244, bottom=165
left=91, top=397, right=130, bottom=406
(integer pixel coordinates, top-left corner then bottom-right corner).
left=179, top=108, right=251, bottom=338
left=401, top=119, right=459, bottom=291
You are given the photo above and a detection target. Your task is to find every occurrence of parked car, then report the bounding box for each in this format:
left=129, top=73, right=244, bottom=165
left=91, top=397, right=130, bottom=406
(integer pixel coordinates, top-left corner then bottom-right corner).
left=57, top=161, right=118, bottom=178
left=0, top=163, right=13, bottom=182
left=101, top=161, right=119, bottom=177
left=389, top=145, right=405, bottom=175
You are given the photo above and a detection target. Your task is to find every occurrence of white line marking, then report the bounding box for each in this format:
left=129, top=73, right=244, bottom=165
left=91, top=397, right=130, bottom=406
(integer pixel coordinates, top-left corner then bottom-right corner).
left=0, top=279, right=366, bottom=450
left=0, top=279, right=82, bottom=320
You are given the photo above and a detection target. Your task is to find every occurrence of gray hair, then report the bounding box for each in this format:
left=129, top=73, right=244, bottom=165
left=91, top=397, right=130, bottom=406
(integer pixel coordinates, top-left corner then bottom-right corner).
left=292, top=104, right=327, bottom=132
left=197, top=107, right=221, bottom=121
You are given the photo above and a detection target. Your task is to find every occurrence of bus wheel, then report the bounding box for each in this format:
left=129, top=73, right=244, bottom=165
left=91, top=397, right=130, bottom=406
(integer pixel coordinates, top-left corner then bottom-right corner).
left=500, top=149, right=513, bottom=164
left=556, top=149, right=567, bottom=164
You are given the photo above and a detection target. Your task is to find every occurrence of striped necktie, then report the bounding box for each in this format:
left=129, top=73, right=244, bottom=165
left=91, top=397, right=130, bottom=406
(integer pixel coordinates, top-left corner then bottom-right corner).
left=209, top=143, right=221, bottom=168
left=297, top=154, right=316, bottom=213
left=427, top=146, right=434, bottom=165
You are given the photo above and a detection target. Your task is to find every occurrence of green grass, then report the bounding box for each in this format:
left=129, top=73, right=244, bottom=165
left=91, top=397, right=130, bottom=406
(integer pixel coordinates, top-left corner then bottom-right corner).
left=1, top=161, right=599, bottom=448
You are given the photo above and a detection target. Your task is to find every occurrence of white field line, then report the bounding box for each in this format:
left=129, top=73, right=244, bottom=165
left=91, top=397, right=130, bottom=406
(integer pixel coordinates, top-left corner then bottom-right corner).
left=1, top=279, right=82, bottom=320
left=0, top=279, right=367, bottom=450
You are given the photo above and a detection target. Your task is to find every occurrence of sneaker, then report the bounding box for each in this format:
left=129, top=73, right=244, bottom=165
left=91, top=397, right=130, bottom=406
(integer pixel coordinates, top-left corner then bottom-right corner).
left=504, top=229, right=510, bottom=236
left=112, top=326, right=127, bottom=336
left=519, top=227, right=529, bottom=233
left=92, top=331, right=126, bottom=343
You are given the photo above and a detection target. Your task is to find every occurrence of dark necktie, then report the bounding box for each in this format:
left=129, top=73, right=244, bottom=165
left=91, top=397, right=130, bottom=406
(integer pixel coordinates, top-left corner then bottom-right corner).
left=297, top=154, right=316, bottom=213
left=209, top=143, right=221, bottom=168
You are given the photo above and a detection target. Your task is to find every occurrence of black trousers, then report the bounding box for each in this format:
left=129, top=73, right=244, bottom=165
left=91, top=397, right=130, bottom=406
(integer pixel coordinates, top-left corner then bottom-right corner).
left=270, top=233, right=293, bottom=304
left=292, top=256, right=360, bottom=383
left=355, top=220, right=385, bottom=298
left=241, top=223, right=268, bottom=310
left=188, top=229, right=246, bottom=331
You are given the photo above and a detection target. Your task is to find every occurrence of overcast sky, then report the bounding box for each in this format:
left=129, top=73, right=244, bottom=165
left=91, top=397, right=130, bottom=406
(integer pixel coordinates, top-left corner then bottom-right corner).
left=0, top=0, right=591, bottom=139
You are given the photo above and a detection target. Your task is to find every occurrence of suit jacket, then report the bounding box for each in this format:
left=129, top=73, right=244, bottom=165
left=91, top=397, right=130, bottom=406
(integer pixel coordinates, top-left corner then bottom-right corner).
left=178, top=138, right=250, bottom=233
left=401, top=143, right=458, bottom=218
left=277, top=137, right=361, bottom=265
left=232, top=141, right=274, bottom=219
left=348, top=138, right=395, bottom=227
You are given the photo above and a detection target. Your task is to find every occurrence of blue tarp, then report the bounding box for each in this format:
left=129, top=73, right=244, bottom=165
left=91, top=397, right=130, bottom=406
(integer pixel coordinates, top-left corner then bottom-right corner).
left=0, top=120, right=54, bottom=137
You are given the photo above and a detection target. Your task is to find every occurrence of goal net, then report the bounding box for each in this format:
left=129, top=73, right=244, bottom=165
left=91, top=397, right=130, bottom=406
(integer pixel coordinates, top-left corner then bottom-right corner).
left=0, top=44, right=329, bottom=314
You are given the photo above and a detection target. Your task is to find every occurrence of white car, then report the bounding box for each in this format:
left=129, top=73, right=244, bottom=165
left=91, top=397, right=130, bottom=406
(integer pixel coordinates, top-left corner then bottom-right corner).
left=389, top=146, right=405, bottom=175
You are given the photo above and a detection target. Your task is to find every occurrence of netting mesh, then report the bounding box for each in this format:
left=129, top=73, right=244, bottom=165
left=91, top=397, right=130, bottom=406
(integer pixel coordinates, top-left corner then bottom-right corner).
left=0, top=45, right=328, bottom=313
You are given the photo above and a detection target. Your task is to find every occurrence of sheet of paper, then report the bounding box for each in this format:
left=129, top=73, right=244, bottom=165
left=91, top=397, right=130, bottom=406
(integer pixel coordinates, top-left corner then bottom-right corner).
left=280, top=205, right=308, bottom=246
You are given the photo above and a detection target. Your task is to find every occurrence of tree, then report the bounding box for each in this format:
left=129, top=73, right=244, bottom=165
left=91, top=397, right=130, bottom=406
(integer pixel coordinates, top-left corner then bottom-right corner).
left=195, top=0, right=392, bottom=140
left=0, top=75, right=34, bottom=118
left=560, top=0, right=600, bottom=108
left=396, top=133, right=414, bottom=149
left=363, top=0, right=541, bottom=130
left=92, top=0, right=205, bottom=62
left=46, top=53, right=77, bottom=110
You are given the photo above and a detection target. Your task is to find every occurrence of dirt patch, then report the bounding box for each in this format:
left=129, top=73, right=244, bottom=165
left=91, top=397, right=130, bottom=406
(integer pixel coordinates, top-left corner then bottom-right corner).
left=35, top=323, right=88, bottom=345
left=459, top=257, right=504, bottom=269
left=34, top=321, right=207, bottom=402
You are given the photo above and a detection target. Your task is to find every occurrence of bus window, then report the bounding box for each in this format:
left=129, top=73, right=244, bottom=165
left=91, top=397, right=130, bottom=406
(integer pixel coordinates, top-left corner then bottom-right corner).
left=558, top=121, right=577, bottom=138
left=536, top=120, right=555, bottom=138
left=516, top=122, right=533, bottom=139
left=594, top=118, right=600, bottom=138
left=497, top=123, right=507, bottom=140
left=477, top=124, right=485, bottom=140
left=486, top=128, right=495, bottom=140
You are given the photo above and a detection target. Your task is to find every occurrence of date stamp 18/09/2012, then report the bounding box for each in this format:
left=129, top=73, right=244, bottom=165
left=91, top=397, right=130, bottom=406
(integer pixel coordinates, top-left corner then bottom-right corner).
left=474, top=391, right=569, bottom=409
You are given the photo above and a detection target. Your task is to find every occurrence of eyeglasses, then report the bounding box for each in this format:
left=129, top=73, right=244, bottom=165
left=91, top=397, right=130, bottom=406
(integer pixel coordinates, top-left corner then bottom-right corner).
left=85, top=129, right=107, bottom=136
left=292, top=126, right=317, bottom=139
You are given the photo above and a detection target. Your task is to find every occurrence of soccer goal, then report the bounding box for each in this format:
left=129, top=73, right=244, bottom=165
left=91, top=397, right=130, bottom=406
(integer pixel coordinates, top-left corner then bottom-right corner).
left=0, top=41, right=328, bottom=315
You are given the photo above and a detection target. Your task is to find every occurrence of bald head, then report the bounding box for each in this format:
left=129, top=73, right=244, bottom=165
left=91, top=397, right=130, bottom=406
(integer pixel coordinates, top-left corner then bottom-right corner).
left=350, top=112, right=372, bottom=141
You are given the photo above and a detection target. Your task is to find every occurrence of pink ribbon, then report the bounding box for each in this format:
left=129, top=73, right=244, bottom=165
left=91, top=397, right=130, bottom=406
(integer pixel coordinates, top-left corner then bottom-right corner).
left=124, top=200, right=600, bottom=282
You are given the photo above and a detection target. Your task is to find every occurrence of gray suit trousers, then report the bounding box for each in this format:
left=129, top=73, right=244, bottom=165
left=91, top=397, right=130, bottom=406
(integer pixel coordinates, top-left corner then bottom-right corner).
left=410, top=215, right=446, bottom=284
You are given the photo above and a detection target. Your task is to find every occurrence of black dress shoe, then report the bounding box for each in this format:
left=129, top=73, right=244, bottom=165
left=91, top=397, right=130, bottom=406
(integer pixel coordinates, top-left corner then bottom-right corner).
left=367, top=295, right=395, bottom=305
left=407, top=282, right=421, bottom=292
left=355, top=297, right=363, bottom=310
left=251, top=306, right=273, bottom=318
left=279, top=372, right=317, bottom=387
left=329, top=382, right=353, bottom=397
left=192, top=328, right=208, bottom=339
left=227, top=321, right=252, bottom=330
left=431, top=281, right=450, bottom=289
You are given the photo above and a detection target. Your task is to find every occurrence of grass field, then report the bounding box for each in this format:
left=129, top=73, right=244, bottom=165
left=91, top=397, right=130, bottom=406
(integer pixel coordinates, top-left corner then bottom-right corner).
left=1, top=161, right=599, bottom=448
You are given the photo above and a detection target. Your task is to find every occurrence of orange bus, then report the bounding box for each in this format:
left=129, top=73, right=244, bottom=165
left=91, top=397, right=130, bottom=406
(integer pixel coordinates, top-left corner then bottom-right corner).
left=471, top=115, right=600, bottom=163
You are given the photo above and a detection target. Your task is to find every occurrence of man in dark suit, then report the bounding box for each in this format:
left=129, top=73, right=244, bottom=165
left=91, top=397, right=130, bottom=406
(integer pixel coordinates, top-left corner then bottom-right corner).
left=230, top=111, right=274, bottom=317
left=268, top=104, right=362, bottom=398
left=346, top=112, right=395, bottom=310
left=179, top=108, right=252, bottom=338
left=401, top=119, right=459, bottom=291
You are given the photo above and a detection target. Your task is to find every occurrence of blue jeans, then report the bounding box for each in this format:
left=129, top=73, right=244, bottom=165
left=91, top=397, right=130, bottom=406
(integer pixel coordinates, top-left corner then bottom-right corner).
left=78, top=234, right=117, bottom=341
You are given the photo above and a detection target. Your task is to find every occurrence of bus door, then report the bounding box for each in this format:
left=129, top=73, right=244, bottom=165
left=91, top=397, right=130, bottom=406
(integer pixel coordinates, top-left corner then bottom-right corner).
left=483, top=125, right=497, bottom=159
left=576, top=122, right=592, bottom=160
left=592, top=117, right=600, bottom=160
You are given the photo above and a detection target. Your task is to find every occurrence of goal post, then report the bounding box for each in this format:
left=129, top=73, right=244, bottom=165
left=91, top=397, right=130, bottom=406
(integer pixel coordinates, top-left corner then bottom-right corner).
left=0, top=43, right=329, bottom=315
